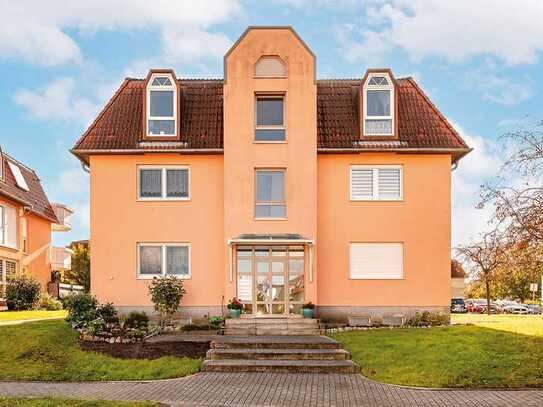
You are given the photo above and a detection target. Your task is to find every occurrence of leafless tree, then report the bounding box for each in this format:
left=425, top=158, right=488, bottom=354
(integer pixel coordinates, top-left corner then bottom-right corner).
left=456, top=231, right=507, bottom=315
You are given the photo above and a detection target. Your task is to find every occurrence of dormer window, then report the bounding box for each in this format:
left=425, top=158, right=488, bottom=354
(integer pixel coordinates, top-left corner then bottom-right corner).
left=363, top=72, right=394, bottom=136
left=146, top=73, right=177, bottom=137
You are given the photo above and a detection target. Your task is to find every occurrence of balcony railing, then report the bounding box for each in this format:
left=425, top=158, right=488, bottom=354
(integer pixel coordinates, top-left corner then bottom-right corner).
left=51, top=203, right=74, bottom=232
left=50, top=246, right=72, bottom=271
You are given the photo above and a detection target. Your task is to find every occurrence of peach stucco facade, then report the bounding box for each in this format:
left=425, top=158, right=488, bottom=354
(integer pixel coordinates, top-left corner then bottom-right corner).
left=0, top=195, right=53, bottom=290
left=79, top=27, right=469, bottom=320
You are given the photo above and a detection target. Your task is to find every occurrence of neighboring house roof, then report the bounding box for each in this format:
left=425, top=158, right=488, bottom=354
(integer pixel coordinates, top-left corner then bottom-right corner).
left=451, top=260, right=467, bottom=279
left=72, top=77, right=470, bottom=163
left=0, top=152, right=58, bottom=223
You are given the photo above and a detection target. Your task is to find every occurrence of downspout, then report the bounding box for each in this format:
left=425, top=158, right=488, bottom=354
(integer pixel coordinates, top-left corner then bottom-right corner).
left=80, top=162, right=90, bottom=173
left=451, top=161, right=458, bottom=171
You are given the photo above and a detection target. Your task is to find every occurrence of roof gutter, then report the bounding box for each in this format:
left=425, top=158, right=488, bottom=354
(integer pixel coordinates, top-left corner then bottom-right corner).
left=0, top=190, right=58, bottom=224
left=71, top=148, right=224, bottom=165
left=227, top=238, right=314, bottom=245
left=317, top=147, right=473, bottom=162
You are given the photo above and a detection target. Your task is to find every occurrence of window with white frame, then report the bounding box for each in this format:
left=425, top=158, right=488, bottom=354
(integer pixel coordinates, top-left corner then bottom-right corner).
left=0, top=258, right=17, bottom=299
left=8, top=161, right=29, bottom=191
left=350, top=243, right=403, bottom=279
left=363, top=73, right=394, bottom=136
left=138, top=243, right=190, bottom=278
left=255, top=169, right=286, bottom=218
left=147, top=74, right=177, bottom=137
left=255, top=96, right=285, bottom=141
left=350, top=165, right=402, bottom=201
left=0, top=204, right=17, bottom=248
left=138, top=166, right=189, bottom=200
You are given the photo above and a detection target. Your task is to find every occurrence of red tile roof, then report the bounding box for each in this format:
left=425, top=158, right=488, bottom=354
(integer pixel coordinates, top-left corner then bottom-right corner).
left=0, top=153, right=58, bottom=223
left=72, top=77, right=470, bottom=163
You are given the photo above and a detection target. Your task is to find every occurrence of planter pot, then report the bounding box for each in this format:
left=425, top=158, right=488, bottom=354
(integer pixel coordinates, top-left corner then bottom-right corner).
left=229, top=308, right=242, bottom=318
left=302, top=308, right=314, bottom=318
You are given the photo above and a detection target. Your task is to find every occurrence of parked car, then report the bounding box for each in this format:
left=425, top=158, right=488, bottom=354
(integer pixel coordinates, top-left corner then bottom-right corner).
left=450, top=298, right=467, bottom=313
left=465, top=299, right=489, bottom=313
left=523, top=304, right=542, bottom=314
left=503, top=304, right=528, bottom=314
left=476, top=303, right=499, bottom=314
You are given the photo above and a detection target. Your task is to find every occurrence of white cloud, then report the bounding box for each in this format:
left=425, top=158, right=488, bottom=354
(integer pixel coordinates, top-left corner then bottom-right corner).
left=338, top=0, right=543, bottom=66
left=450, top=121, right=503, bottom=246
left=464, top=63, right=533, bottom=106
left=0, top=0, right=241, bottom=66
left=14, top=78, right=100, bottom=125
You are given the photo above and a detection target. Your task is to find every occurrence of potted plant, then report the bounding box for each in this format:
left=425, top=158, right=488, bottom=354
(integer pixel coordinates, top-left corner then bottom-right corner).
left=227, top=297, right=244, bottom=318
left=301, top=302, right=315, bottom=318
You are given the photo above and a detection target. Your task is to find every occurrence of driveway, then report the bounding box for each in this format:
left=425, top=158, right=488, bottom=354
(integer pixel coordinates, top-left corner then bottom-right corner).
left=1, top=373, right=542, bottom=406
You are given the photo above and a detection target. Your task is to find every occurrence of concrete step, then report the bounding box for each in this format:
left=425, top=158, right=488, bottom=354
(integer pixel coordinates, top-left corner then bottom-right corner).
left=201, top=359, right=360, bottom=373
left=207, top=348, right=350, bottom=361
left=226, top=318, right=319, bottom=325
left=211, top=336, right=340, bottom=350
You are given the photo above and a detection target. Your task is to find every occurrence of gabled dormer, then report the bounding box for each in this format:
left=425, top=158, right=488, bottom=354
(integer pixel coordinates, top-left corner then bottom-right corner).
left=360, top=69, right=398, bottom=139
left=142, top=69, right=181, bottom=141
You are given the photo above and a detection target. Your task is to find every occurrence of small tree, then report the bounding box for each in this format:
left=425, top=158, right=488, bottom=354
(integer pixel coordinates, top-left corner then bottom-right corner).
left=148, top=276, right=186, bottom=326
left=456, top=231, right=506, bottom=315
left=6, top=275, right=41, bottom=310
left=64, top=244, right=91, bottom=292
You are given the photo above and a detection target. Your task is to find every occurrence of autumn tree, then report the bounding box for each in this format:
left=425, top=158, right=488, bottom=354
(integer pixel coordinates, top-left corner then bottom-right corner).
left=456, top=231, right=506, bottom=314
left=64, top=244, right=91, bottom=292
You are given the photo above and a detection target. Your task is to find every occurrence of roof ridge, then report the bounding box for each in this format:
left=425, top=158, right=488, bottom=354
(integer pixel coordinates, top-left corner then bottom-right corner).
left=405, top=77, right=468, bottom=148
left=73, top=78, right=131, bottom=150
left=3, top=152, right=39, bottom=178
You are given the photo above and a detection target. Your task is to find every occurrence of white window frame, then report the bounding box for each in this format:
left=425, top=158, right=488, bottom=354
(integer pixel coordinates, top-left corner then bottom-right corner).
left=363, top=73, right=394, bottom=136
left=254, top=95, right=286, bottom=143
left=349, top=242, right=404, bottom=280
left=0, top=258, right=18, bottom=300
left=7, top=161, right=29, bottom=191
left=255, top=168, right=287, bottom=220
left=146, top=73, right=177, bottom=137
left=137, top=165, right=190, bottom=201
left=350, top=165, right=403, bottom=201
left=0, top=204, right=17, bottom=249
left=137, top=242, right=191, bottom=279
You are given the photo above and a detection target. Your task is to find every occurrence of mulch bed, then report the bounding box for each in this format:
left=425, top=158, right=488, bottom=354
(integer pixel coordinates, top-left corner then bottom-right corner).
left=80, top=339, right=210, bottom=359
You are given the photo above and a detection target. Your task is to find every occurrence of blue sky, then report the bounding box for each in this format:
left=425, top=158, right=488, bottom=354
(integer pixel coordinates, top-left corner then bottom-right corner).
left=0, top=0, right=542, bottom=247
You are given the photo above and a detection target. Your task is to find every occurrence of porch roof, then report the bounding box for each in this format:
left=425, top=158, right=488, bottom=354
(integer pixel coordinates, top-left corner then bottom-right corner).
left=229, top=233, right=313, bottom=244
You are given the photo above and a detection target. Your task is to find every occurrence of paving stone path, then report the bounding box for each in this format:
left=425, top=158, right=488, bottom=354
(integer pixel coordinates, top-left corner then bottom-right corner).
left=1, top=373, right=542, bottom=406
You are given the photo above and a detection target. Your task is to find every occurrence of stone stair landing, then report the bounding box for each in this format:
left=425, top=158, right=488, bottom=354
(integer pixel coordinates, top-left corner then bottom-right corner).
left=202, top=335, right=359, bottom=374
left=224, top=317, right=321, bottom=336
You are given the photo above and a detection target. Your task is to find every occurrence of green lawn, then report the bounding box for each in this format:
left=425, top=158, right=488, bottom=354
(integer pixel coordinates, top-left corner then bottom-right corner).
left=331, top=314, right=543, bottom=388
left=451, top=313, right=543, bottom=336
left=0, top=311, right=67, bottom=323
left=0, top=320, right=201, bottom=381
left=0, top=398, right=162, bottom=407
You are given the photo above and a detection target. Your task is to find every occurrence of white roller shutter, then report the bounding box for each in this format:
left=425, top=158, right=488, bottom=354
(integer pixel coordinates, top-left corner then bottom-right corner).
left=350, top=243, right=403, bottom=279
left=350, top=166, right=402, bottom=201
left=350, top=168, right=373, bottom=200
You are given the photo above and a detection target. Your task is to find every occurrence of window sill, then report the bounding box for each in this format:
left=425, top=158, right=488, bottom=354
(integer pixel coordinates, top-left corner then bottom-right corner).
left=253, top=140, right=287, bottom=144
left=254, top=217, right=288, bottom=221
left=137, top=275, right=191, bottom=280
left=0, top=244, right=18, bottom=252
left=350, top=199, right=403, bottom=202
left=349, top=277, right=405, bottom=280
left=137, top=198, right=191, bottom=202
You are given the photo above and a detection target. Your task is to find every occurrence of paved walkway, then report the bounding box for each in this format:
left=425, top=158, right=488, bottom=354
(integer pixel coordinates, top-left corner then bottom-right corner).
left=1, top=373, right=542, bottom=406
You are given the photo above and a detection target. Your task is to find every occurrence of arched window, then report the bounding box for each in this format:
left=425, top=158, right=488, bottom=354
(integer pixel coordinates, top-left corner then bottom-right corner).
left=254, top=56, right=287, bottom=78
left=363, top=73, right=394, bottom=136
left=146, top=73, right=177, bottom=137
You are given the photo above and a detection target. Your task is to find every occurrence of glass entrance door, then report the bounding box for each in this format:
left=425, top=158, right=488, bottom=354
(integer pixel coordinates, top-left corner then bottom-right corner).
left=236, top=245, right=305, bottom=316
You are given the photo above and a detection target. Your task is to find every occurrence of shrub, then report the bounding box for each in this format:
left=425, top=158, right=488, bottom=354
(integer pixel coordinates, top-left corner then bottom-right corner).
left=126, top=311, right=149, bottom=329
left=406, top=311, right=449, bottom=327
left=37, top=293, right=63, bottom=311
left=148, top=276, right=186, bottom=325
left=86, top=317, right=106, bottom=336
left=64, top=292, right=98, bottom=328
left=208, top=316, right=224, bottom=328
left=6, top=275, right=41, bottom=310
left=96, top=303, right=118, bottom=324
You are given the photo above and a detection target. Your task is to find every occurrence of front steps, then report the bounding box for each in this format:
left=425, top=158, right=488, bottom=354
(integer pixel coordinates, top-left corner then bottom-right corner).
left=202, top=336, right=360, bottom=373
left=224, top=317, right=322, bottom=336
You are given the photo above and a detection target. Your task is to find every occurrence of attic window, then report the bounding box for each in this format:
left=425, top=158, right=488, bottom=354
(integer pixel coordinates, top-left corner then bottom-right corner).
left=363, top=73, right=394, bottom=136
left=147, top=74, right=177, bottom=137
left=255, top=56, right=287, bottom=78
left=7, top=161, right=29, bottom=191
